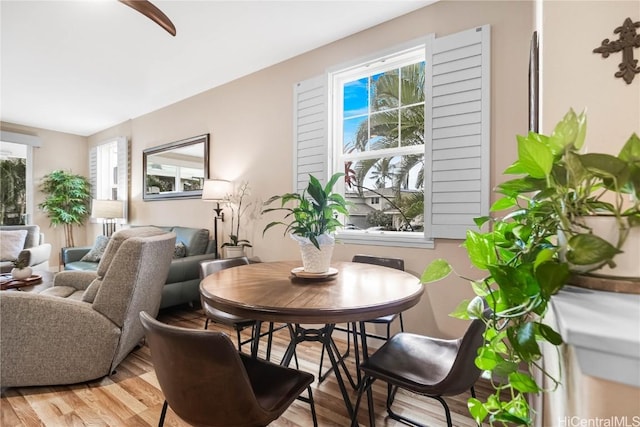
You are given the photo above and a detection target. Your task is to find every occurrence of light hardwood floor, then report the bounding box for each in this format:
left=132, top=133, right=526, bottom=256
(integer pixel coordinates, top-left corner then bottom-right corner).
left=1, top=305, right=492, bottom=426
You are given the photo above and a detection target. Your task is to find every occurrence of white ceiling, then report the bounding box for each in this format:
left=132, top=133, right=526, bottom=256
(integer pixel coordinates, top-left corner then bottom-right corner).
left=1, top=0, right=433, bottom=137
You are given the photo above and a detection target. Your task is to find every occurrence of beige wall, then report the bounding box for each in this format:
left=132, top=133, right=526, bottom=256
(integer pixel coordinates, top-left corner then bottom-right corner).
left=0, top=121, right=89, bottom=265
left=540, top=0, right=640, bottom=148
left=88, top=0, right=534, bottom=339
left=539, top=0, right=640, bottom=423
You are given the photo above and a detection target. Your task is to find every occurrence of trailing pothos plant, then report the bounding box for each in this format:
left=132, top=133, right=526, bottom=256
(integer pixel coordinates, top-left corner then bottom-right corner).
left=422, top=109, right=640, bottom=426
left=262, top=173, right=350, bottom=249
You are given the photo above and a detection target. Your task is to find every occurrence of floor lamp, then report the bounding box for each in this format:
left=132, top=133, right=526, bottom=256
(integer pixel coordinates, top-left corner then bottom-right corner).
left=202, top=179, right=232, bottom=259
left=92, top=199, right=125, bottom=237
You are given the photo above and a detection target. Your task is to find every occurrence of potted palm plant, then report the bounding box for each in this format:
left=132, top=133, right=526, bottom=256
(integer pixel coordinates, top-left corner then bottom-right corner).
left=422, top=109, right=640, bottom=426
left=38, top=169, right=92, bottom=248
left=262, top=173, right=350, bottom=273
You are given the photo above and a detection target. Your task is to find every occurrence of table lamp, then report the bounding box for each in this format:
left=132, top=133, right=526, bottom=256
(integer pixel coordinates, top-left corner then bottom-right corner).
left=92, top=199, right=125, bottom=237
left=202, top=179, right=232, bottom=258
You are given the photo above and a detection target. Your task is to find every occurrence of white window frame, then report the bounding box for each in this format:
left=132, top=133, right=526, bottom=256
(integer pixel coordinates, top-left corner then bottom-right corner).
left=293, top=25, right=491, bottom=248
left=0, top=131, right=41, bottom=225
left=329, top=41, right=432, bottom=248
left=89, top=136, right=129, bottom=224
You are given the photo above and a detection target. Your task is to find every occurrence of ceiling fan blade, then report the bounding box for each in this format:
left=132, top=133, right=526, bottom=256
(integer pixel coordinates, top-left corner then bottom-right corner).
left=118, top=0, right=176, bottom=36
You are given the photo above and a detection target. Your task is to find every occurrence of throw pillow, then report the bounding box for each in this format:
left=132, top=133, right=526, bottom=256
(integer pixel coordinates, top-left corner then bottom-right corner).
left=173, top=242, right=187, bottom=259
left=81, top=235, right=110, bottom=262
left=0, top=229, right=28, bottom=261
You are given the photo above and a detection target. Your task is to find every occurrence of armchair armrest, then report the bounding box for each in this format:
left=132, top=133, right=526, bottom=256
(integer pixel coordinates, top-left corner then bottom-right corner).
left=53, top=270, right=98, bottom=291
left=20, top=243, right=52, bottom=267
left=61, top=246, right=92, bottom=264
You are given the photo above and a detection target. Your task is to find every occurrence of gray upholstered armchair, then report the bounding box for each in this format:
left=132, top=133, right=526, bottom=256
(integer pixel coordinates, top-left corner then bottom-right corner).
left=0, top=225, right=52, bottom=273
left=0, top=227, right=176, bottom=388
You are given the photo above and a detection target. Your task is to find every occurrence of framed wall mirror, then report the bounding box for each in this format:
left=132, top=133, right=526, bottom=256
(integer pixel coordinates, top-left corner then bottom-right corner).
left=143, top=134, right=209, bottom=200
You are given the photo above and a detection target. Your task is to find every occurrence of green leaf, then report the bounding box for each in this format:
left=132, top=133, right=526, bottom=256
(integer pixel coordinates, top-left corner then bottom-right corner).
left=509, top=322, right=541, bottom=361
left=533, top=248, right=556, bottom=269
left=474, top=216, right=492, bottom=228
left=449, top=299, right=471, bottom=320
left=490, top=197, right=516, bottom=212
left=508, top=372, right=540, bottom=393
left=537, top=322, right=563, bottom=345
left=464, top=230, right=497, bottom=270
left=487, top=265, right=528, bottom=305
left=467, top=398, right=489, bottom=425
left=518, top=134, right=553, bottom=178
left=567, top=233, right=622, bottom=265
left=475, top=347, right=503, bottom=370
left=493, top=359, right=519, bottom=377
left=535, top=261, right=569, bottom=299
left=420, top=259, right=452, bottom=283
left=503, top=160, right=527, bottom=175
left=496, top=177, right=547, bottom=197
left=549, top=108, right=579, bottom=151
left=467, top=296, right=486, bottom=319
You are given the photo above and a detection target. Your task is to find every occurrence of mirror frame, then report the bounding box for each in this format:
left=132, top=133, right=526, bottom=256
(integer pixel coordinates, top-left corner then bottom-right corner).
left=143, top=134, right=209, bottom=201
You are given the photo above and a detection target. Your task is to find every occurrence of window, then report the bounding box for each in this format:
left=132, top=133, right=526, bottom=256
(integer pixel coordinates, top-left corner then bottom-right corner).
left=89, top=137, right=128, bottom=223
left=335, top=48, right=426, bottom=237
left=294, top=25, right=491, bottom=247
left=0, top=132, right=41, bottom=225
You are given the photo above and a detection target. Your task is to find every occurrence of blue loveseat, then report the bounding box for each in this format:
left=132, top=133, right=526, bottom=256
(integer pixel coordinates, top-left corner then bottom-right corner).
left=62, top=226, right=216, bottom=309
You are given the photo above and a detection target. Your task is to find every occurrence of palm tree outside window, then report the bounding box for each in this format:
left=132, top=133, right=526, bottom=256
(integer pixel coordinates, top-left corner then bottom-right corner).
left=334, top=48, right=426, bottom=232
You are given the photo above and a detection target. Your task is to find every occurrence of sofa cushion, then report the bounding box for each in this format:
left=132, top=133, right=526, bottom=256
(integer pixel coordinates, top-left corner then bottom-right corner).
left=0, top=225, right=40, bottom=249
left=171, top=226, right=209, bottom=256
left=65, top=261, right=99, bottom=271
left=0, top=230, right=28, bottom=261
left=81, top=235, right=110, bottom=262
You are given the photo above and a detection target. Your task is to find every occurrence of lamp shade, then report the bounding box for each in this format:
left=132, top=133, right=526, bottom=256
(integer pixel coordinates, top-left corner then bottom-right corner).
left=91, top=199, right=125, bottom=219
left=202, top=179, right=232, bottom=201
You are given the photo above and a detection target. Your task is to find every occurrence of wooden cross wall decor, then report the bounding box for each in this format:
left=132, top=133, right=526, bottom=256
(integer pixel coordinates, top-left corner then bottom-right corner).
left=593, top=17, right=640, bottom=84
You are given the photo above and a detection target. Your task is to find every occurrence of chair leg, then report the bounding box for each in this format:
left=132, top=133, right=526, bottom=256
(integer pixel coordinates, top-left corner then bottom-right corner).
left=470, top=385, right=476, bottom=398
left=386, top=393, right=451, bottom=427
left=399, top=312, right=405, bottom=332
left=158, top=400, right=168, bottom=427
left=204, top=318, right=210, bottom=330
left=266, top=322, right=275, bottom=361
left=351, top=376, right=376, bottom=427
left=308, top=385, right=318, bottom=427
left=236, top=328, right=244, bottom=351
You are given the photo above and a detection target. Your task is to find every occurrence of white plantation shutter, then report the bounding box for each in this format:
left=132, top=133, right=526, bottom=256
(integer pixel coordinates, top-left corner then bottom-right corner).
left=424, top=25, right=491, bottom=239
left=293, top=75, right=328, bottom=193
left=89, top=137, right=129, bottom=222
left=115, top=137, right=129, bottom=222
left=89, top=146, right=98, bottom=199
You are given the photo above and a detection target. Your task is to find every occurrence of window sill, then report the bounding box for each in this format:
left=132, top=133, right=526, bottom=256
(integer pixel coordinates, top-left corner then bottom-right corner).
left=335, top=230, right=434, bottom=249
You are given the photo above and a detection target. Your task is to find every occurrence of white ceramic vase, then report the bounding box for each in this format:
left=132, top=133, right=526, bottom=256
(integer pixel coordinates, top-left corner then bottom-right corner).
left=11, top=266, right=32, bottom=280
left=295, top=234, right=335, bottom=273
left=560, top=215, right=640, bottom=278
left=222, top=246, right=245, bottom=259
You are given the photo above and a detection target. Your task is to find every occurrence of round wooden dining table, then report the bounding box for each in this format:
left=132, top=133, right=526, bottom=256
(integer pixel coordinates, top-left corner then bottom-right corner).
left=200, top=260, right=424, bottom=417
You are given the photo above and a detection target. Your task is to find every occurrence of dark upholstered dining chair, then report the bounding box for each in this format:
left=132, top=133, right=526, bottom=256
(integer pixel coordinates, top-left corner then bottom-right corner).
left=350, top=314, right=487, bottom=427
left=140, top=311, right=318, bottom=427
left=318, top=255, right=406, bottom=384
left=199, top=257, right=255, bottom=349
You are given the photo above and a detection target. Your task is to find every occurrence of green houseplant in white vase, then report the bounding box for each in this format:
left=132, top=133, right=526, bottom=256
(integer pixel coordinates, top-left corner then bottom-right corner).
left=221, top=181, right=253, bottom=258
left=422, top=109, right=640, bottom=426
left=263, top=173, right=350, bottom=273
left=10, top=258, right=32, bottom=280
